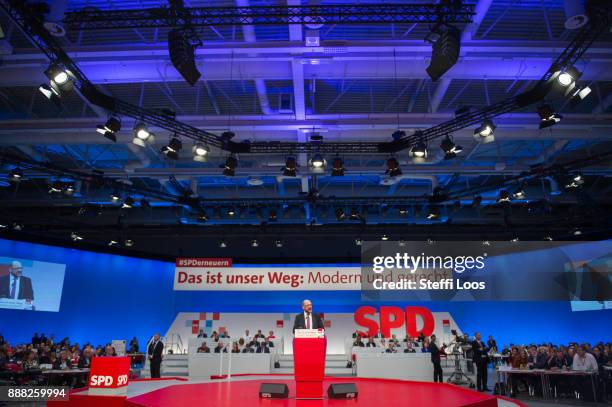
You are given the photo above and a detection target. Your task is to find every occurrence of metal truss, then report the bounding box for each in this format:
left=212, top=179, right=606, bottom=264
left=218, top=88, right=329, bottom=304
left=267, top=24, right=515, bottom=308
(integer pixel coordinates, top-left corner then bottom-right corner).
left=63, top=4, right=475, bottom=30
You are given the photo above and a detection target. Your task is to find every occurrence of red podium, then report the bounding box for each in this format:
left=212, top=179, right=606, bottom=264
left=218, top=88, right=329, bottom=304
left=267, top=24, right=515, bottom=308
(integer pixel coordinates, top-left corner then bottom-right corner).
left=293, top=330, right=326, bottom=399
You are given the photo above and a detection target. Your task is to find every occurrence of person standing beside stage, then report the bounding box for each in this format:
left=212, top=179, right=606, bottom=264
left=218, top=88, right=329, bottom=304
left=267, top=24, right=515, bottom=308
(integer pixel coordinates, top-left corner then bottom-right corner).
left=429, top=335, right=443, bottom=383
left=147, top=333, right=164, bottom=379
left=293, top=299, right=324, bottom=331
left=472, top=332, right=490, bottom=392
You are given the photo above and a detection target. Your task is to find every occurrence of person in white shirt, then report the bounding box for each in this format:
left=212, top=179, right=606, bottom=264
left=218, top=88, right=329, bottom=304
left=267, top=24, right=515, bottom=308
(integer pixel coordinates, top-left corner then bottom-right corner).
left=572, top=346, right=599, bottom=401
left=244, top=329, right=253, bottom=343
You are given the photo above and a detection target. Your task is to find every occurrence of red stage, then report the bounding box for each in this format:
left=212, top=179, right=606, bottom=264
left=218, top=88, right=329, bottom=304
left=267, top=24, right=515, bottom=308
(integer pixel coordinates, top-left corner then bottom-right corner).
left=49, top=376, right=514, bottom=407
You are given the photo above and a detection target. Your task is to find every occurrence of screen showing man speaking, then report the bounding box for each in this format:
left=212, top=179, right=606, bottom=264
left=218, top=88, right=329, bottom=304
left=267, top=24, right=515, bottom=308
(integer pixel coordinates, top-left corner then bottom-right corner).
left=0, top=256, right=66, bottom=312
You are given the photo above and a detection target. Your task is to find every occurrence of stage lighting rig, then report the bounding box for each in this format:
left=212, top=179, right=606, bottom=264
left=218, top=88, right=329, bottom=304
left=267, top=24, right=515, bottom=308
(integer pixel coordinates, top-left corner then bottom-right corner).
left=162, top=136, right=183, bottom=160
left=8, top=168, right=23, bottom=182
left=44, top=62, right=73, bottom=93
left=440, top=135, right=463, bottom=160
left=223, top=155, right=238, bottom=176
left=309, top=154, right=326, bottom=172
left=473, top=119, right=496, bottom=143
left=96, top=116, right=121, bottom=142
left=38, top=84, right=61, bottom=106
left=409, top=140, right=428, bottom=163
left=133, top=122, right=155, bottom=147
left=537, top=105, right=562, bottom=129
left=385, top=157, right=402, bottom=177
left=192, top=143, right=210, bottom=162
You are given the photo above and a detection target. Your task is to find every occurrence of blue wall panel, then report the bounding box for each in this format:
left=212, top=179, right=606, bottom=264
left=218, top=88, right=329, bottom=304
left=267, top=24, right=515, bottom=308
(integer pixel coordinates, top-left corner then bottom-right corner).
left=1, top=238, right=610, bottom=348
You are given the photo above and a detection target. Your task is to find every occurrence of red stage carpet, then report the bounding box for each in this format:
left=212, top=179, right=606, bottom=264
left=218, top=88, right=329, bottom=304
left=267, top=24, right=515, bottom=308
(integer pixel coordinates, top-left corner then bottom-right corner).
left=124, top=377, right=498, bottom=407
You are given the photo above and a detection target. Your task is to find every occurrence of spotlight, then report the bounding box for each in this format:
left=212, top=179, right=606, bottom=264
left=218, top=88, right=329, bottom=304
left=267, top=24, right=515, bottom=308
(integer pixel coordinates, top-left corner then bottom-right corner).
left=568, top=85, right=592, bottom=103
left=192, top=143, right=210, bottom=162
left=385, top=157, right=402, bottom=177
left=8, top=168, right=23, bottom=182
left=64, top=183, right=75, bottom=195
left=12, top=222, right=23, bottom=231
left=398, top=240, right=407, bottom=247
left=335, top=208, right=346, bottom=221
left=497, top=190, right=511, bottom=203
left=70, top=232, right=83, bottom=242
left=110, top=190, right=121, bottom=202
left=398, top=207, right=408, bottom=216
left=309, top=154, right=326, bottom=171
left=48, top=181, right=62, bottom=194
left=223, top=156, right=238, bottom=176
left=0, top=224, right=6, bottom=229
left=275, top=240, right=283, bottom=248
left=473, top=119, right=496, bottom=143
left=564, top=173, right=584, bottom=189
left=426, top=207, right=439, bottom=220
left=381, top=234, right=389, bottom=241
left=355, top=238, right=362, bottom=246
left=38, top=84, right=61, bottom=106
left=161, top=137, right=182, bottom=160
left=97, top=116, right=121, bottom=142
left=124, top=239, right=134, bottom=247
left=544, top=236, right=553, bottom=241
left=133, top=122, right=155, bottom=147
left=426, top=25, right=460, bottom=82
left=219, top=240, right=227, bottom=248
left=573, top=229, right=582, bottom=236
left=556, top=66, right=581, bottom=87
left=349, top=208, right=360, bottom=221
left=512, top=187, right=526, bottom=200
left=197, top=211, right=207, bottom=222
left=44, top=63, right=73, bottom=91
left=510, top=237, right=520, bottom=243
left=108, top=240, right=119, bottom=246
left=227, top=207, right=236, bottom=217
left=409, top=141, right=428, bottom=162
left=268, top=209, right=278, bottom=221
left=168, top=28, right=201, bottom=86
left=440, top=135, right=463, bottom=160
left=283, top=156, right=297, bottom=177
left=251, top=239, right=259, bottom=248
left=537, top=105, right=562, bottom=129
left=331, top=157, right=345, bottom=176
left=122, top=197, right=135, bottom=209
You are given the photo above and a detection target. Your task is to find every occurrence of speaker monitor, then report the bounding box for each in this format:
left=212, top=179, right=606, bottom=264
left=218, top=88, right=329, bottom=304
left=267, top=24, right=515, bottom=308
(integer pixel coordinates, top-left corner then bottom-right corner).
left=259, top=383, right=289, bottom=399
left=426, top=26, right=461, bottom=82
left=328, top=383, right=358, bottom=399
left=168, top=29, right=201, bottom=86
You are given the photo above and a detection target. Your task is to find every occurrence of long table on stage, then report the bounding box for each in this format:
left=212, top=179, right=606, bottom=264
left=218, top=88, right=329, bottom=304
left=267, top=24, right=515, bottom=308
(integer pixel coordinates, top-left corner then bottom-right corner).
left=354, top=350, right=434, bottom=381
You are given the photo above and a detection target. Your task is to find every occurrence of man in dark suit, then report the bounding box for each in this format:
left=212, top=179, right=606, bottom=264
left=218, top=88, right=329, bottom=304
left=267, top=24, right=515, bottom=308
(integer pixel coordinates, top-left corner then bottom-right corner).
left=292, top=299, right=324, bottom=332
left=429, top=335, right=443, bottom=382
left=147, top=333, right=163, bottom=378
left=472, top=332, right=489, bottom=392
left=0, top=261, right=34, bottom=301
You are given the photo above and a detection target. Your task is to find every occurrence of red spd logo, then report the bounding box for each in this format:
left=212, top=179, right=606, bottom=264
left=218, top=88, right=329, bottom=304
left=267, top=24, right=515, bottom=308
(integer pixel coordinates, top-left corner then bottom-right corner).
left=354, top=306, right=435, bottom=338
left=88, top=357, right=131, bottom=388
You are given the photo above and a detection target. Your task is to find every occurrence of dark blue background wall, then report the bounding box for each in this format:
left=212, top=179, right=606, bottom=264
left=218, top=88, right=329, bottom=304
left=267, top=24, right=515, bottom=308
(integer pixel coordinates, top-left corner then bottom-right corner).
left=1, top=238, right=610, bottom=348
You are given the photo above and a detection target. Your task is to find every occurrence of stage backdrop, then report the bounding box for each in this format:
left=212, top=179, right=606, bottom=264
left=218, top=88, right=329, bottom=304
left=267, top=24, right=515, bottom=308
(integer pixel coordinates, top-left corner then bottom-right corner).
left=0, top=238, right=610, bottom=349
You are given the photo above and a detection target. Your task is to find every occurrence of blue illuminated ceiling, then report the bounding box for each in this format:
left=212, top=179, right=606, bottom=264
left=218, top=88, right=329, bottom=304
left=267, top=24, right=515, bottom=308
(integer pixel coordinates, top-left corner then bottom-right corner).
left=0, top=0, right=610, bottom=249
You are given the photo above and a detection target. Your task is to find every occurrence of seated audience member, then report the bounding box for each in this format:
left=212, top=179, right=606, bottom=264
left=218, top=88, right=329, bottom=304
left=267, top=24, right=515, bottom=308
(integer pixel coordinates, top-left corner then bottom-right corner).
left=197, top=343, right=210, bottom=353
left=404, top=336, right=417, bottom=346
left=78, top=348, right=93, bottom=368
left=418, top=333, right=426, bottom=343
left=352, top=330, right=359, bottom=338
left=244, top=330, right=252, bottom=342
left=129, top=336, right=139, bottom=353
left=238, top=338, right=245, bottom=348
left=104, top=345, right=115, bottom=357
left=32, top=333, right=40, bottom=346
left=254, top=330, right=265, bottom=339
left=352, top=336, right=365, bottom=347
left=242, top=344, right=254, bottom=353
left=267, top=330, right=275, bottom=339
left=593, top=346, right=608, bottom=372
left=565, top=346, right=575, bottom=368
left=390, top=334, right=400, bottom=345
left=211, top=331, right=219, bottom=342
left=385, top=343, right=397, bottom=353
left=501, top=344, right=510, bottom=356
left=404, top=342, right=416, bottom=353
left=220, top=331, right=229, bottom=338
left=23, top=350, right=39, bottom=370
left=214, top=342, right=227, bottom=353
left=572, top=345, right=599, bottom=401
left=547, top=348, right=570, bottom=396
left=256, top=342, right=270, bottom=354
left=421, top=337, right=431, bottom=353
left=366, top=337, right=377, bottom=348
left=197, top=329, right=207, bottom=338
left=54, top=351, right=72, bottom=370
left=231, top=342, right=241, bottom=353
